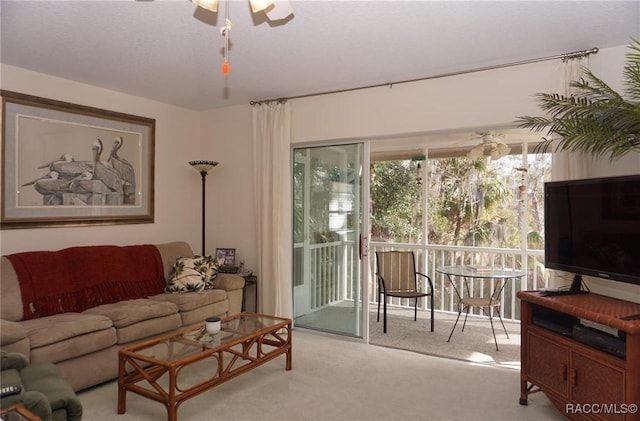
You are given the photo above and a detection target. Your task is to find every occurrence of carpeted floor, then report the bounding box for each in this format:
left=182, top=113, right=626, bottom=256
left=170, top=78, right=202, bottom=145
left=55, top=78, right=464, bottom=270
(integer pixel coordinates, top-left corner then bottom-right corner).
left=369, top=308, right=521, bottom=369
left=79, top=329, right=561, bottom=421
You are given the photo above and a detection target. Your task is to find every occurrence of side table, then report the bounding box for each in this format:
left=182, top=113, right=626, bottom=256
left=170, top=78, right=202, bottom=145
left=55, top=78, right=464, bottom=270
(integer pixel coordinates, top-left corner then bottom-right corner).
left=241, top=274, right=258, bottom=312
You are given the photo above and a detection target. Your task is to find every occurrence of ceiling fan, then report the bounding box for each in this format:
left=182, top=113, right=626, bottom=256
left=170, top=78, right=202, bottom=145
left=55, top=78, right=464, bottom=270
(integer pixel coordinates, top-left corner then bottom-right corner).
left=191, top=0, right=294, bottom=74
left=192, top=0, right=293, bottom=21
left=467, top=131, right=511, bottom=160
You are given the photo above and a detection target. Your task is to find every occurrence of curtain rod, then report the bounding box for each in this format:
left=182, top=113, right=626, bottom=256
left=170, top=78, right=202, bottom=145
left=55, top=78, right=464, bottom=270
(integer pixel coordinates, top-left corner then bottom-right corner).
left=250, top=47, right=598, bottom=106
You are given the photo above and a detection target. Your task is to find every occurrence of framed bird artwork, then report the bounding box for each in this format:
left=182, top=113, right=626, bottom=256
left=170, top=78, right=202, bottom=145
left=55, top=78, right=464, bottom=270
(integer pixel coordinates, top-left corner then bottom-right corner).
left=1, top=90, right=155, bottom=229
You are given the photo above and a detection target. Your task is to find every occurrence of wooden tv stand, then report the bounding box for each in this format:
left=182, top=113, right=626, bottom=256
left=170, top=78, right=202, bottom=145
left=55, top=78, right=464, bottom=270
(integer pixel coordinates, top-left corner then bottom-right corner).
left=518, top=291, right=640, bottom=421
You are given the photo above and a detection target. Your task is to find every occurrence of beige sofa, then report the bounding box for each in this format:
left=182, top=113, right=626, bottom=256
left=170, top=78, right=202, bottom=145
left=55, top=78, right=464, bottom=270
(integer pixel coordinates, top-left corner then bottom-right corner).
left=0, top=241, right=244, bottom=391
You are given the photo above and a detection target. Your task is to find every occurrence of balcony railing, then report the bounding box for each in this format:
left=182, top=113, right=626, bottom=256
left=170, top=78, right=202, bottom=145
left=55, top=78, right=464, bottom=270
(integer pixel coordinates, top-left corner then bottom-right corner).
left=370, top=242, right=548, bottom=321
left=295, top=241, right=550, bottom=322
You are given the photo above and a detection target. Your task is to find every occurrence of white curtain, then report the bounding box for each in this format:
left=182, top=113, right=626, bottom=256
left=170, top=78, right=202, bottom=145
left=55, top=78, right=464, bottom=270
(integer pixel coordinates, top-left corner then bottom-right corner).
left=252, top=101, right=293, bottom=318
left=551, top=56, right=590, bottom=181
left=549, top=57, right=591, bottom=289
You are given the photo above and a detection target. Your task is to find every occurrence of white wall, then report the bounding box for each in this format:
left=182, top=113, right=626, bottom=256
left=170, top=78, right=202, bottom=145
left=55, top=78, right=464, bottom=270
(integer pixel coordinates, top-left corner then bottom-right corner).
left=3, top=44, right=638, bottom=302
left=0, top=65, right=204, bottom=254
left=289, top=59, right=563, bottom=143
left=201, top=44, right=639, bottom=301
left=199, top=104, right=257, bottom=269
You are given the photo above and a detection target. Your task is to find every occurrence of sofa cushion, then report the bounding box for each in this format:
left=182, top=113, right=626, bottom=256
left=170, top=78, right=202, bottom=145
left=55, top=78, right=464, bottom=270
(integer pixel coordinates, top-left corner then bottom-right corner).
left=149, top=289, right=227, bottom=312
left=179, top=300, right=229, bottom=327
left=83, top=298, right=178, bottom=328
left=19, top=313, right=113, bottom=349
left=0, top=338, right=30, bottom=360
left=115, top=313, right=182, bottom=344
left=30, top=328, right=117, bottom=365
left=164, top=256, right=219, bottom=293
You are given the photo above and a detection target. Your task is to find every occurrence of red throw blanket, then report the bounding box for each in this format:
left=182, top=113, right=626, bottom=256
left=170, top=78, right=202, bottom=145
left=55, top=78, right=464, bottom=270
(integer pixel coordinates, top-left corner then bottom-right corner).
left=6, top=245, right=166, bottom=320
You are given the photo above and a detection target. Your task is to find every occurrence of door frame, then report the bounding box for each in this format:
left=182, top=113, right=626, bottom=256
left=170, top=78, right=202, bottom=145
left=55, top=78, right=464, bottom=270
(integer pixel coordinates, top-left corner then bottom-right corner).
left=291, top=139, right=371, bottom=342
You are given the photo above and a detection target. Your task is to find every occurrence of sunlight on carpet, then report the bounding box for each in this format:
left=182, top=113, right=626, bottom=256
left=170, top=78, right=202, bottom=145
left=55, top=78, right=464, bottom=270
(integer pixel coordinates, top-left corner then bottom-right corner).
left=369, top=307, right=521, bottom=369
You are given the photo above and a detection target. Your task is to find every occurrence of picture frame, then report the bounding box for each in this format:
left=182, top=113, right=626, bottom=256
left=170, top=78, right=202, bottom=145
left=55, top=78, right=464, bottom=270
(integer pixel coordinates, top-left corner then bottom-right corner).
left=215, top=248, right=236, bottom=268
left=1, top=90, right=155, bottom=229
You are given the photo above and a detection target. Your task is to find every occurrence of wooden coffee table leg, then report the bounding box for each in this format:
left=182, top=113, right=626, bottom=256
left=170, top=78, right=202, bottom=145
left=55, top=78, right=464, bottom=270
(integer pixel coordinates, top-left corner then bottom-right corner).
left=166, top=367, right=179, bottom=421
left=117, top=355, right=127, bottom=414
left=286, top=323, right=293, bottom=370
left=118, top=384, right=126, bottom=414
left=167, top=403, right=178, bottom=421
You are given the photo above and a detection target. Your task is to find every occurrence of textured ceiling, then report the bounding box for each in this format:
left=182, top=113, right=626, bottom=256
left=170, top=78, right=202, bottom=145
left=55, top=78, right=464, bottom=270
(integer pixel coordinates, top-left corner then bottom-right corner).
left=1, top=1, right=639, bottom=110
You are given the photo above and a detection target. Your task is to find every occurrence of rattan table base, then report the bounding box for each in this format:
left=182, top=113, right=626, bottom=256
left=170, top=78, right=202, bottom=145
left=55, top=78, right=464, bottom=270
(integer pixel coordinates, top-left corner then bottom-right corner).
left=117, top=313, right=292, bottom=421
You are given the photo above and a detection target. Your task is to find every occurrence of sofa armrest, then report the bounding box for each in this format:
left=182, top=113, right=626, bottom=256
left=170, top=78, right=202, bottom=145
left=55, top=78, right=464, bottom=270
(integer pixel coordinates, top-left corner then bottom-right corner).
left=0, top=320, right=27, bottom=349
left=155, top=241, right=196, bottom=280
left=213, top=273, right=245, bottom=291
left=213, top=274, right=245, bottom=315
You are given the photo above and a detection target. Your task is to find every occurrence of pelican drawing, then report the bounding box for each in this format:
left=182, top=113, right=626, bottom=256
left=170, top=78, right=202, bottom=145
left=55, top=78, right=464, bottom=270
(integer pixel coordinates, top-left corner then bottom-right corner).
left=92, top=139, right=123, bottom=193
left=37, top=154, right=74, bottom=169
left=22, top=171, right=60, bottom=187
left=69, top=171, right=112, bottom=195
left=22, top=171, right=72, bottom=196
left=108, top=136, right=136, bottom=187
left=38, top=153, right=93, bottom=180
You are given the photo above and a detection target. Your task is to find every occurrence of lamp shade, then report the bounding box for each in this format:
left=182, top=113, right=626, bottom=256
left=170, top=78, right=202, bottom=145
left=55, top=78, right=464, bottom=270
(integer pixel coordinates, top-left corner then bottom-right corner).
left=189, top=160, right=219, bottom=173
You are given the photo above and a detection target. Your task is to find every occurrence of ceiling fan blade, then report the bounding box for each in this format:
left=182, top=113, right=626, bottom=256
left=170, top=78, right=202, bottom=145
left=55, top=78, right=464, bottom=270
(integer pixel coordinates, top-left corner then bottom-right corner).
left=192, top=0, right=219, bottom=12
left=250, top=0, right=274, bottom=13
left=265, top=0, right=294, bottom=21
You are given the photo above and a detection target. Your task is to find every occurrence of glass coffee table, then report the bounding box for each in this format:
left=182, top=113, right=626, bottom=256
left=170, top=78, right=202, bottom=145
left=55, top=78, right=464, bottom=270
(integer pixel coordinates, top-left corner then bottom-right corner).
left=117, top=312, right=292, bottom=421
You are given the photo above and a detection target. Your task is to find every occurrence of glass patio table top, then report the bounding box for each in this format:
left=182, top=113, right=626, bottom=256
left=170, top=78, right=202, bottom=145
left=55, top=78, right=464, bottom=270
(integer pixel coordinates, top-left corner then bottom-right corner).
left=436, top=265, right=526, bottom=279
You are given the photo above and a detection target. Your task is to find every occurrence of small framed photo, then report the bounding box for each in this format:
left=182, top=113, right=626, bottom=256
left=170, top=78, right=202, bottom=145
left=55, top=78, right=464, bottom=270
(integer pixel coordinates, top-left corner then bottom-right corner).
left=215, top=248, right=236, bottom=268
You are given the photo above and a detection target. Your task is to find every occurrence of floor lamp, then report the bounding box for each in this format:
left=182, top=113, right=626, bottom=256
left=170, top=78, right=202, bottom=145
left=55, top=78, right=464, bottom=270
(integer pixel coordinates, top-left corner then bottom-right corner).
left=189, top=160, right=219, bottom=256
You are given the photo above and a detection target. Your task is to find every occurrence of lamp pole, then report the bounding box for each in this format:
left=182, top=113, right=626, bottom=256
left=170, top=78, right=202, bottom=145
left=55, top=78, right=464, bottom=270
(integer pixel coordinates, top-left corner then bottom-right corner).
left=189, top=160, right=218, bottom=255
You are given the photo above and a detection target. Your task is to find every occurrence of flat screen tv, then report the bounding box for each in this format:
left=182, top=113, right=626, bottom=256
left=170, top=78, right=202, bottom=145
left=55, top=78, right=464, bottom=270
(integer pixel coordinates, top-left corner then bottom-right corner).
left=544, top=174, right=640, bottom=289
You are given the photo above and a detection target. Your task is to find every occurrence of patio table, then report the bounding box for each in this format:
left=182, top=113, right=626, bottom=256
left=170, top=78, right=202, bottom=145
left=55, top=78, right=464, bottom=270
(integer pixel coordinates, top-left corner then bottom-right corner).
left=436, top=265, right=525, bottom=350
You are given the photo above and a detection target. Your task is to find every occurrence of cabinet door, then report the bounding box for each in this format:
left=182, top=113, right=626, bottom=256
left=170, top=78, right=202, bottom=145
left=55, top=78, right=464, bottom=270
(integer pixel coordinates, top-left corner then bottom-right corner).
left=571, top=351, right=626, bottom=421
left=528, top=330, right=570, bottom=399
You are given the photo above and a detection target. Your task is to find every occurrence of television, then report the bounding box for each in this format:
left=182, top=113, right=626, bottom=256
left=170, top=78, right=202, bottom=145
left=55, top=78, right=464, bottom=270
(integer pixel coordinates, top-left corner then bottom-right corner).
left=544, top=174, right=640, bottom=290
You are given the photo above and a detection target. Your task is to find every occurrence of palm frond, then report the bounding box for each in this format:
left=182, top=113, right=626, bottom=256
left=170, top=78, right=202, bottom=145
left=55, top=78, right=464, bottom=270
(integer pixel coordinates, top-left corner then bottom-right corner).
left=572, top=70, right=624, bottom=103
left=516, top=38, right=640, bottom=160
left=625, top=64, right=640, bottom=100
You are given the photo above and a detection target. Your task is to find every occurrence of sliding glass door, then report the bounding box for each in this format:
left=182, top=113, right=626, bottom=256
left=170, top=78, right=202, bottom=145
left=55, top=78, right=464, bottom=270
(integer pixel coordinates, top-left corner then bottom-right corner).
left=292, top=143, right=368, bottom=337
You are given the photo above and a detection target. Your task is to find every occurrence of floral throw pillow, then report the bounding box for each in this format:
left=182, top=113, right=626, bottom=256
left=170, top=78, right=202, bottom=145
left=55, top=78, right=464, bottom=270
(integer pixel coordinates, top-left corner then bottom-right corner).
left=164, top=255, right=219, bottom=293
